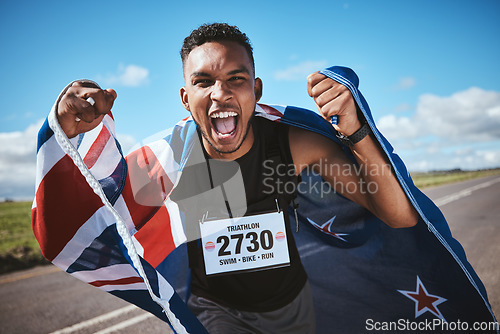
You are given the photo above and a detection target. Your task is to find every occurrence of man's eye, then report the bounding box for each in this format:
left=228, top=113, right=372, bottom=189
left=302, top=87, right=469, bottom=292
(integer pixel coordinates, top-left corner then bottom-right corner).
left=194, top=79, right=213, bottom=86
left=229, top=76, right=245, bottom=81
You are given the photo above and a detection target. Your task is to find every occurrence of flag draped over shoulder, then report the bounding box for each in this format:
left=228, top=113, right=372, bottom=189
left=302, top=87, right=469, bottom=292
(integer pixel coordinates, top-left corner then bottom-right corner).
left=32, top=67, right=498, bottom=333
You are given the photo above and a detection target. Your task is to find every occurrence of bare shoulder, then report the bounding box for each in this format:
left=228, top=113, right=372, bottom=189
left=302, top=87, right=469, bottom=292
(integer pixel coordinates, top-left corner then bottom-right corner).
left=288, top=125, right=345, bottom=174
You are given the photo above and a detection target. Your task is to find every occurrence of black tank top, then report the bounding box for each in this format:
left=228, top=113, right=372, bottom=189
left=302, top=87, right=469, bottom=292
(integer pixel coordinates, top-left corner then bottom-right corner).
left=172, top=117, right=307, bottom=312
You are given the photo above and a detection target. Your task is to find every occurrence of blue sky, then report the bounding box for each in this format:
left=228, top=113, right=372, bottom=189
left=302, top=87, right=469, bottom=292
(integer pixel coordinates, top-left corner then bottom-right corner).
left=1, top=0, right=499, bottom=200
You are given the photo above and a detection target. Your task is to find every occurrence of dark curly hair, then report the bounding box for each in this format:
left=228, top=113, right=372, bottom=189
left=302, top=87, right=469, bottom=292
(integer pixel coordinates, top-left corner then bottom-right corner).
left=180, top=23, right=255, bottom=74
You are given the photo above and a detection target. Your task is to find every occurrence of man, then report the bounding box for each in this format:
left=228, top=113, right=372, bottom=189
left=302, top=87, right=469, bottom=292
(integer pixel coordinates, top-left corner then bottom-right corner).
left=55, top=23, right=416, bottom=331
left=33, top=23, right=496, bottom=333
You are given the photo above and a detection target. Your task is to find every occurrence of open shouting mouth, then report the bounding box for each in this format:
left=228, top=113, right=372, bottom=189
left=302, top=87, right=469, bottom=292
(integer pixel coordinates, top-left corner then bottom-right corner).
left=210, top=110, right=239, bottom=139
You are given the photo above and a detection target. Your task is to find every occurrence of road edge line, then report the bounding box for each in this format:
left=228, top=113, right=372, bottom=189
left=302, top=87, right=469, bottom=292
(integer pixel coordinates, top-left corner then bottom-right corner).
left=434, top=177, right=500, bottom=207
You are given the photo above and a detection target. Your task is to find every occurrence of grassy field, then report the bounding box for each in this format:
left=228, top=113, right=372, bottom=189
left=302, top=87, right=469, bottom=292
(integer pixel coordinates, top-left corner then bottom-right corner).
left=0, top=201, right=48, bottom=274
left=1, top=168, right=499, bottom=274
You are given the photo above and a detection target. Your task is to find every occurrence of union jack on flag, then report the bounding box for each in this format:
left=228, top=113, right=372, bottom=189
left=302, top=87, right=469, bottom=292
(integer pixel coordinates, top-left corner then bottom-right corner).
left=32, top=66, right=498, bottom=333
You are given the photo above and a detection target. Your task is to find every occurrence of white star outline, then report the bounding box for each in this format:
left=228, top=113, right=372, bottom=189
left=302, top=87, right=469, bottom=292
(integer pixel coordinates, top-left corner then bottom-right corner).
left=398, top=275, right=447, bottom=321
left=306, top=216, right=348, bottom=242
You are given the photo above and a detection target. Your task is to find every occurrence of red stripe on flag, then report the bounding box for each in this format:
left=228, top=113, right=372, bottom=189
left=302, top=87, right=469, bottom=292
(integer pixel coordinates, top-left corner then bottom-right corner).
left=32, top=155, right=104, bottom=261
left=122, top=146, right=173, bottom=229
left=83, top=126, right=111, bottom=169
left=258, top=104, right=284, bottom=118
left=89, top=276, right=144, bottom=287
left=134, top=205, right=176, bottom=268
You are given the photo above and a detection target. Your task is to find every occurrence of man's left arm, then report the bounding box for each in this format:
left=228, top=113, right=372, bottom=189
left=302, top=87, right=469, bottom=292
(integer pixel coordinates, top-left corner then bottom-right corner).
left=293, top=72, right=418, bottom=228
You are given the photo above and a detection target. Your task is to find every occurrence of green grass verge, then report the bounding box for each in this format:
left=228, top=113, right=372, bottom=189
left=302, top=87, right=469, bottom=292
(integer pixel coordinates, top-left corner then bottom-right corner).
left=0, top=201, right=49, bottom=274
left=411, top=168, right=500, bottom=189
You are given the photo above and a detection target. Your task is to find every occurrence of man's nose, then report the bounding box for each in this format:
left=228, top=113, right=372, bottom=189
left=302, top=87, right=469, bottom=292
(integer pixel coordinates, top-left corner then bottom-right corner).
left=210, top=81, right=232, bottom=102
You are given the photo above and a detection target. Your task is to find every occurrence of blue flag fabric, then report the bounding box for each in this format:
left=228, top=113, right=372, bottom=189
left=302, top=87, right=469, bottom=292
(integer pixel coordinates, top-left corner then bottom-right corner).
left=32, top=66, right=498, bottom=333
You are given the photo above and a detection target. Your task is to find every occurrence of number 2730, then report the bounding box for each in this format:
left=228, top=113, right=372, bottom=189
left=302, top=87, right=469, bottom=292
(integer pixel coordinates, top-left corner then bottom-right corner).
left=217, top=230, right=274, bottom=256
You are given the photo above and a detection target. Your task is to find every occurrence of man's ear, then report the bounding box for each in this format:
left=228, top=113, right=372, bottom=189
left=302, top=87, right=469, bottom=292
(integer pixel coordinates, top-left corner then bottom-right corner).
left=254, top=78, right=263, bottom=102
left=180, top=87, right=190, bottom=111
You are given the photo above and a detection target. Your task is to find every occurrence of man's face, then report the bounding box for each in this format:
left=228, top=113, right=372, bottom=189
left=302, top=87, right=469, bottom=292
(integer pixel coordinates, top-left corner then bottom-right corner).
left=180, top=41, right=262, bottom=160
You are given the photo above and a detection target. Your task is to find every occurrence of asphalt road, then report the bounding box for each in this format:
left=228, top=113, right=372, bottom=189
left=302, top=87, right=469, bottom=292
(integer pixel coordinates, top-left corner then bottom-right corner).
left=1, top=175, right=498, bottom=333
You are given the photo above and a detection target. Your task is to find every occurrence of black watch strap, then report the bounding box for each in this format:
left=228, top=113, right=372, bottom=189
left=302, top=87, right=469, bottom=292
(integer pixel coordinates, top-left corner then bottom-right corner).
left=336, top=123, right=371, bottom=146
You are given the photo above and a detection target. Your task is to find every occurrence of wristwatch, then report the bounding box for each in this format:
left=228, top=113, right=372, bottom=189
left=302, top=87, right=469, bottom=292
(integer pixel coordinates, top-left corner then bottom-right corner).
left=336, top=122, right=371, bottom=147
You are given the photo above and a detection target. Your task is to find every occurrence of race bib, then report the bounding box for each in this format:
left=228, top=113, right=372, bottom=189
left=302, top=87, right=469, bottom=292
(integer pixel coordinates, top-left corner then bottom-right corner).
left=199, top=211, right=290, bottom=276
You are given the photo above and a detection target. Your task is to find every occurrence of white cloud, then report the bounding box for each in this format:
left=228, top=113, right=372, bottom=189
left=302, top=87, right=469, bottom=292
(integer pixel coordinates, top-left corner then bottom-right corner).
left=377, top=114, right=420, bottom=139
left=394, top=103, right=412, bottom=113
left=0, top=120, right=42, bottom=200
left=398, top=145, right=500, bottom=172
left=380, top=87, right=500, bottom=142
left=101, top=64, right=149, bottom=87
left=274, top=60, right=328, bottom=81
left=378, top=87, right=500, bottom=171
left=393, top=77, right=416, bottom=90
left=417, top=87, right=500, bottom=141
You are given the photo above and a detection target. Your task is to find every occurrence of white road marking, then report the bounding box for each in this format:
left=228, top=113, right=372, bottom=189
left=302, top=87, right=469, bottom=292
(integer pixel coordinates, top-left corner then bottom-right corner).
left=92, top=313, right=154, bottom=334
left=433, top=177, right=500, bottom=207
left=48, top=305, right=137, bottom=334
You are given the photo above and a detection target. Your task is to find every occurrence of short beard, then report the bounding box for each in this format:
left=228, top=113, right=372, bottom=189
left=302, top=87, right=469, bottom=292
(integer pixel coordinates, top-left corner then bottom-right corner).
left=195, top=116, right=254, bottom=156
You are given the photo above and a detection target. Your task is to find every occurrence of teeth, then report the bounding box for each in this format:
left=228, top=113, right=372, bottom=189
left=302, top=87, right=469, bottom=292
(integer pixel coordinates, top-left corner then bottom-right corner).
left=210, top=111, right=237, bottom=118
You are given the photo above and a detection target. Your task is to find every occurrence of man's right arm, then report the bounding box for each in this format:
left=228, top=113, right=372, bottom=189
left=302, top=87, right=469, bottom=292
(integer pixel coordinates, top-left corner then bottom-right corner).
left=33, top=81, right=167, bottom=261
